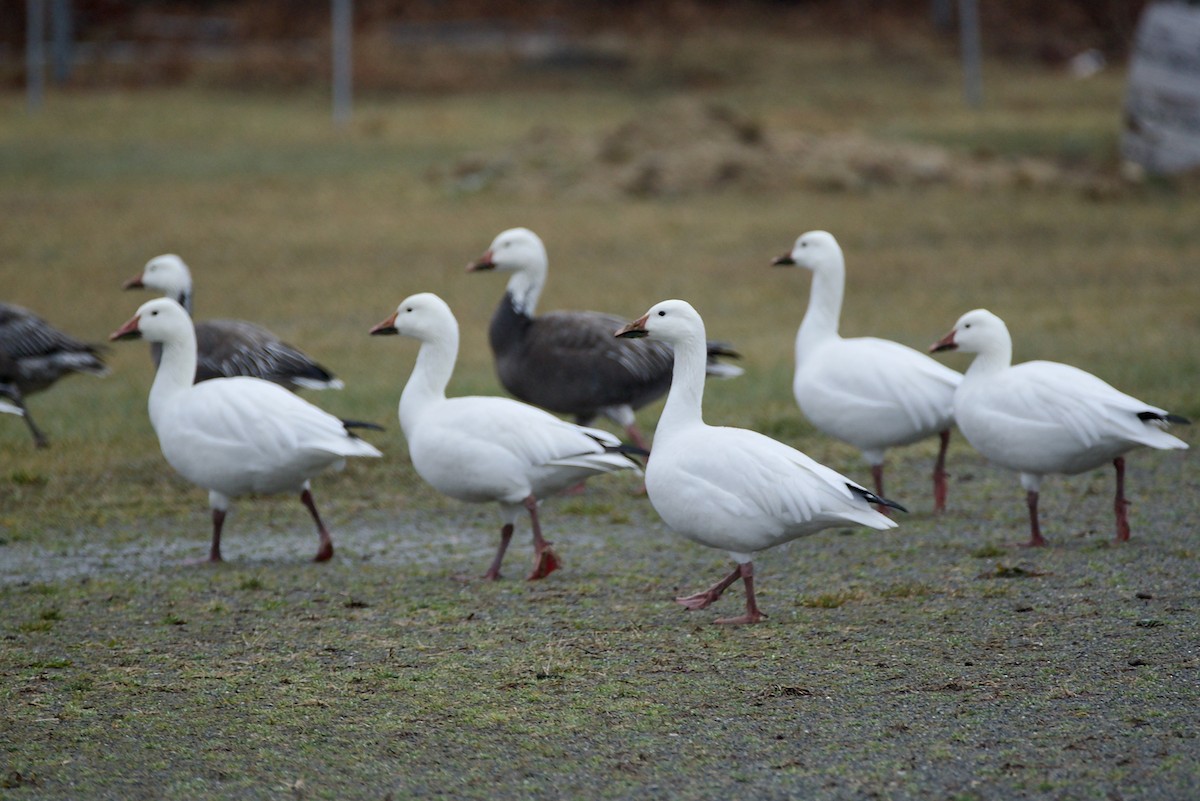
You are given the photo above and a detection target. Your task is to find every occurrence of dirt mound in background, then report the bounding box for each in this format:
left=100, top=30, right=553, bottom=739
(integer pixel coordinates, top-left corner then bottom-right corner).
left=432, top=98, right=1098, bottom=199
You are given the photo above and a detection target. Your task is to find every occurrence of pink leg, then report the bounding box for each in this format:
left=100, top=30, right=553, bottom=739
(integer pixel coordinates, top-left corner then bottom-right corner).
left=715, top=562, right=767, bottom=625
left=676, top=563, right=745, bottom=611
left=300, top=488, right=334, bottom=562
left=1113, top=456, right=1131, bottom=543
left=870, top=464, right=890, bottom=516
left=208, top=508, right=226, bottom=563
left=483, top=523, right=514, bottom=580
left=1021, top=489, right=1046, bottom=547
left=523, top=495, right=560, bottom=580
left=933, top=429, right=950, bottom=514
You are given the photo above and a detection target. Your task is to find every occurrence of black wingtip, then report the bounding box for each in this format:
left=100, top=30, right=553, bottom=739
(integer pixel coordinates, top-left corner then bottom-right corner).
left=706, top=340, right=741, bottom=360
left=598, top=440, right=649, bottom=468
left=342, top=419, right=385, bottom=432
left=1138, top=411, right=1191, bottom=425
left=611, top=442, right=650, bottom=459
left=850, top=485, right=908, bottom=514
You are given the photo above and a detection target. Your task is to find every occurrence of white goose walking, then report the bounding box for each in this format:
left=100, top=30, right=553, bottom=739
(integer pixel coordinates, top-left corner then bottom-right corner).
left=616, top=299, right=901, bottom=625
left=931, top=309, right=1189, bottom=546
left=773, top=231, right=962, bottom=512
left=110, top=298, right=381, bottom=562
left=370, top=292, right=642, bottom=580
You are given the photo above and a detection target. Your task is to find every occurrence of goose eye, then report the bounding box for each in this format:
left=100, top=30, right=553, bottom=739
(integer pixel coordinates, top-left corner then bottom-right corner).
left=657, top=310, right=666, bottom=317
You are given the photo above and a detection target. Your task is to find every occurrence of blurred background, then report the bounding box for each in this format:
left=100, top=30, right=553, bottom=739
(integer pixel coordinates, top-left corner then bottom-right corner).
left=0, top=1, right=1148, bottom=93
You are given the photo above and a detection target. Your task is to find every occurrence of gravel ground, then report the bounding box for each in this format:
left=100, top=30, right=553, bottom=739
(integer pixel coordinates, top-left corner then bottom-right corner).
left=1, top=448, right=1197, bottom=800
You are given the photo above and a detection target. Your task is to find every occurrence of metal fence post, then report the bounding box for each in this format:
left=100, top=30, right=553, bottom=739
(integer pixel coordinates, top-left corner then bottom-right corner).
left=958, top=0, right=983, bottom=108
left=332, top=0, right=353, bottom=126
left=27, top=0, right=46, bottom=111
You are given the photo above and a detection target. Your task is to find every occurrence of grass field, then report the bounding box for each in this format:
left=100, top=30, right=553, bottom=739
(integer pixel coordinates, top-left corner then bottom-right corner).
left=1, top=23, right=1198, bottom=800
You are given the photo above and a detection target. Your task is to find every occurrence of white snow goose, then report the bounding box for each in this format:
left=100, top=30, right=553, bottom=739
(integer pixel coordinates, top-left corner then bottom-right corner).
left=467, top=227, right=742, bottom=451
left=615, top=299, right=903, bottom=625
left=123, top=254, right=344, bottom=391
left=0, top=301, right=109, bottom=447
left=110, top=298, right=382, bottom=563
left=370, top=292, right=643, bottom=581
left=773, top=230, right=962, bottom=513
left=930, top=308, right=1189, bottom=546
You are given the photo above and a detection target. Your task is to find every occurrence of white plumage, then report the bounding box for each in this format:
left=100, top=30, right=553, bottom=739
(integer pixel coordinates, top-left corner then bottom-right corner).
left=931, top=308, right=1189, bottom=545
left=774, top=230, right=962, bottom=512
left=110, top=298, right=381, bottom=562
left=616, top=299, right=900, bottom=625
left=370, top=292, right=642, bottom=580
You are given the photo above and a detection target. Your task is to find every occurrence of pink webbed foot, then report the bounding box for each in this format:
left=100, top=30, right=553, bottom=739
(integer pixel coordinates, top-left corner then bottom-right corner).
left=527, top=544, right=560, bottom=581
left=313, top=541, right=334, bottom=562
left=675, top=590, right=719, bottom=611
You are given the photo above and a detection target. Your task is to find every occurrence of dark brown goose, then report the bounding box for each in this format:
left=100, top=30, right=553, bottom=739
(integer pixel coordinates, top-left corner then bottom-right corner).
left=467, top=227, right=741, bottom=450
left=0, top=302, right=109, bottom=447
left=0, top=351, right=25, bottom=417
left=123, top=254, right=343, bottom=391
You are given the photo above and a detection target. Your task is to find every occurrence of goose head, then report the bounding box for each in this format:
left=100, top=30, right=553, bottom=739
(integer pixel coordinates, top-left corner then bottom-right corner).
left=466, top=227, right=547, bottom=277
left=124, top=254, right=194, bottom=305
left=930, top=309, right=1010, bottom=355
left=370, top=292, right=457, bottom=344
left=616, top=299, right=706, bottom=347
left=771, top=230, right=842, bottom=272
left=110, top=297, right=193, bottom=344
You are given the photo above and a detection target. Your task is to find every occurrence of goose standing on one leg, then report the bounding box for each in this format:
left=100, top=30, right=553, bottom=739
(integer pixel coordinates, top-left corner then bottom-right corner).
left=123, top=254, right=343, bottom=390
left=0, top=302, right=109, bottom=448
left=931, top=308, right=1189, bottom=546
left=467, top=227, right=741, bottom=451
left=110, top=298, right=381, bottom=563
left=615, top=299, right=902, bottom=625
left=773, top=231, right=962, bottom=513
left=370, top=292, right=642, bottom=581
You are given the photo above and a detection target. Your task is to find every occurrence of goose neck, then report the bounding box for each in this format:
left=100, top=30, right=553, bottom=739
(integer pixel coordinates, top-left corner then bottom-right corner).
left=658, top=334, right=708, bottom=435
left=505, top=266, right=545, bottom=318
left=148, top=330, right=198, bottom=430
left=964, top=338, right=1013, bottom=379
left=400, top=333, right=456, bottom=435
left=796, top=261, right=844, bottom=356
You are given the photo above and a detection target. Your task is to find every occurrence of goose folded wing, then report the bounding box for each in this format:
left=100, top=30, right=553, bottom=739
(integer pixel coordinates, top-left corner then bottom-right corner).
left=0, top=304, right=101, bottom=363
left=530, top=310, right=675, bottom=399
left=675, top=427, right=867, bottom=524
